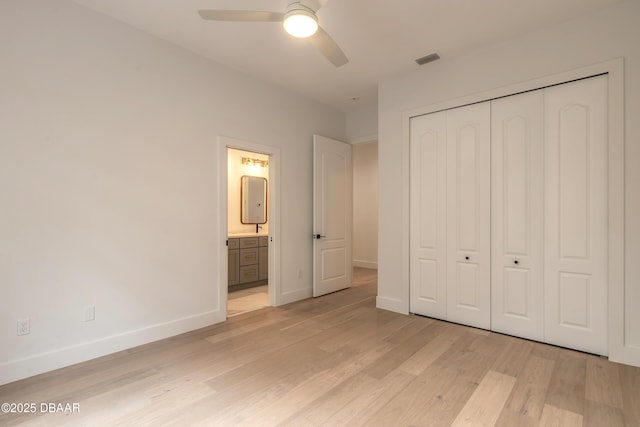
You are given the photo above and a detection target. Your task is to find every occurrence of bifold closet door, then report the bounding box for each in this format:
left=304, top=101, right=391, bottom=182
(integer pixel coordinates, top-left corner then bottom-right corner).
left=409, top=102, right=490, bottom=328
left=410, top=76, right=608, bottom=354
left=491, top=91, right=544, bottom=341
left=409, top=110, right=447, bottom=319
left=544, top=75, right=608, bottom=356
left=446, top=102, right=491, bottom=330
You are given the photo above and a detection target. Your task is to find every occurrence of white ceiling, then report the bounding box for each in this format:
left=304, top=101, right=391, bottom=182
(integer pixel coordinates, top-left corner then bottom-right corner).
left=73, top=0, right=624, bottom=112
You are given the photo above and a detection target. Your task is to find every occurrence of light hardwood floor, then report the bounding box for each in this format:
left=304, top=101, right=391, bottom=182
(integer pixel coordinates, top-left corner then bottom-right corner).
left=228, top=285, right=269, bottom=317
left=1, top=268, right=638, bottom=426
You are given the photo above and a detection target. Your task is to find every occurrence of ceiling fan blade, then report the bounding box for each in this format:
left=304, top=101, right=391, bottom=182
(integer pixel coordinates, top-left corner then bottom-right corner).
left=309, top=26, right=348, bottom=67
left=198, top=10, right=284, bottom=22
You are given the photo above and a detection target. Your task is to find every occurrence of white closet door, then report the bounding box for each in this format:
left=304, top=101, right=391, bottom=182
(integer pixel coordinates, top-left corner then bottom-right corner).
left=544, top=75, right=608, bottom=355
left=491, top=91, right=545, bottom=341
left=409, top=111, right=447, bottom=318
left=446, top=102, right=491, bottom=329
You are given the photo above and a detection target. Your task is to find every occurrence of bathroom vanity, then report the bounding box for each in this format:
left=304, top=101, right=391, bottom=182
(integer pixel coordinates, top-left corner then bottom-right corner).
left=228, top=235, right=268, bottom=289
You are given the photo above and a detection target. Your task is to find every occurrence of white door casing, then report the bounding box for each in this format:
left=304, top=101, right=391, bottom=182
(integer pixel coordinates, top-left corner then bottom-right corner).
left=409, top=111, right=448, bottom=319
left=544, top=76, right=609, bottom=355
left=491, top=90, right=545, bottom=341
left=313, top=135, right=353, bottom=297
left=445, top=102, right=491, bottom=330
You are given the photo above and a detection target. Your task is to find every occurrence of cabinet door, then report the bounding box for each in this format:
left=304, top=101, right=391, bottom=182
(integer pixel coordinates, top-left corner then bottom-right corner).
left=446, top=102, right=491, bottom=330
left=239, top=248, right=259, bottom=266
left=228, top=250, right=239, bottom=287
left=259, top=246, right=268, bottom=280
left=409, top=110, right=447, bottom=319
left=491, top=91, right=544, bottom=341
left=239, top=265, right=259, bottom=284
left=544, top=75, right=608, bottom=356
left=240, top=237, right=259, bottom=248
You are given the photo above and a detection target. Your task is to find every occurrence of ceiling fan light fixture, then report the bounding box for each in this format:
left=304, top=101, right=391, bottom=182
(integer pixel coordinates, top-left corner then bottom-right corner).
left=283, top=9, right=318, bottom=38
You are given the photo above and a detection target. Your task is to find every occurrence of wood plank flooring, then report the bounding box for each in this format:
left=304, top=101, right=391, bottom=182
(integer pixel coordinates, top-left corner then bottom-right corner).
left=0, top=268, right=638, bottom=426
left=228, top=284, right=269, bottom=317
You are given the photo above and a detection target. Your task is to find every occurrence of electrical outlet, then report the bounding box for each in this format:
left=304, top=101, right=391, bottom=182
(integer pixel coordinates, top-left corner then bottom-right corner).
left=17, top=319, right=30, bottom=336
left=84, top=305, right=95, bottom=322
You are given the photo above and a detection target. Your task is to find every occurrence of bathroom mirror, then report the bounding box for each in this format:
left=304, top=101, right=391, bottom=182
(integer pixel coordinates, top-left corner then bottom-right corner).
left=241, top=176, right=267, bottom=224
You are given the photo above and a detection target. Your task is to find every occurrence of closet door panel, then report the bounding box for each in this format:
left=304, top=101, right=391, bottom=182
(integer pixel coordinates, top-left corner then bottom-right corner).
left=409, top=111, right=447, bottom=318
left=544, top=75, right=608, bottom=355
left=446, top=102, right=491, bottom=330
left=491, top=91, right=544, bottom=341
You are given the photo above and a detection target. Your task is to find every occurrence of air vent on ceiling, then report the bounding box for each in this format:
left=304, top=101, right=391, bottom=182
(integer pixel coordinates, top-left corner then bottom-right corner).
left=415, top=53, right=440, bottom=66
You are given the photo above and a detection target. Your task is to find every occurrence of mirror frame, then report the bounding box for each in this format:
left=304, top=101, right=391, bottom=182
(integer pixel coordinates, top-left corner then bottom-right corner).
left=240, top=175, right=268, bottom=224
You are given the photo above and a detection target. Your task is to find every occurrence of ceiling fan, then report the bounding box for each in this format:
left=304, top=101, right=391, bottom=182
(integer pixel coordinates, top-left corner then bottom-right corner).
left=198, top=0, right=348, bottom=67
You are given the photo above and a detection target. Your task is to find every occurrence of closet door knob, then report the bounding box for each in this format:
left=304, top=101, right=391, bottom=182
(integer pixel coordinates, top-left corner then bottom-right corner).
left=465, top=256, right=470, bottom=261
left=514, top=260, right=519, bottom=265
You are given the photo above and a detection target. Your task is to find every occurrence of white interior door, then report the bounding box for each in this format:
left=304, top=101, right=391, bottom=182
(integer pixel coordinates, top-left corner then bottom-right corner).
left=491, top=90, right=545, bottom=341
left=409, top=111, right=448, bottom=319
left=313, top=135, right=352, bottom=297
left=544, top=76, right=608, bottom=355
left=446, top=102, right=491, bottom=330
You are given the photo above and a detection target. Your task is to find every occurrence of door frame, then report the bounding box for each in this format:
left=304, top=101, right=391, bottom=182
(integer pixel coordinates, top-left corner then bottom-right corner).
left=218, top=136, right=281, bottom=316
left=402, top=57, right=628, bottom=364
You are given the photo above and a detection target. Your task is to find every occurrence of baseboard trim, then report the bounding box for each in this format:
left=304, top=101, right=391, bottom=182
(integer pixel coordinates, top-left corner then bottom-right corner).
left=0, top=309, right=226, bottom=386
left=276, top=288, right=313, bottom=306
left=353, top=260, right=378, bottom=269
left=376, top=296, right=408, bottom=315
left=609, top=343, right=640, bottom=368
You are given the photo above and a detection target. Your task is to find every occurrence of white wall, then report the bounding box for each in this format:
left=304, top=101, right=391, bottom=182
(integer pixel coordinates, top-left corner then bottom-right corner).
left=377, top=0, right=640, bottom=366
left=347, top=105, right=379, bottom=271
left=227, top=148, right=269, bottom=236
left=352, top=142, right=378, bottom=269
left=346, top=104, right=378, bottom=143
left=0, top=0, right=345, bottom=385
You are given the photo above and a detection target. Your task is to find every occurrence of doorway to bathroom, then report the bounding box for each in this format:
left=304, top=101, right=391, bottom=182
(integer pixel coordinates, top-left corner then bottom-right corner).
left=227, top=147, right=269, bottom=316
left=219, top=136, right=280, bottom=319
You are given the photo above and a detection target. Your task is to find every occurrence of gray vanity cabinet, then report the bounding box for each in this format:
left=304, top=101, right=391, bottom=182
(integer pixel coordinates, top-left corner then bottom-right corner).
left=228, top=238, right=239, bottom=286
left=229, top=236, right=268, bottom=288
left=259, top=236, right=268, bottom=281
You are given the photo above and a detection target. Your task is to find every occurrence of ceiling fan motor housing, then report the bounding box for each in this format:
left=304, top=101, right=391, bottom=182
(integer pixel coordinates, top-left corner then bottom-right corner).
left=286, top=0, right=322, bottom=14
